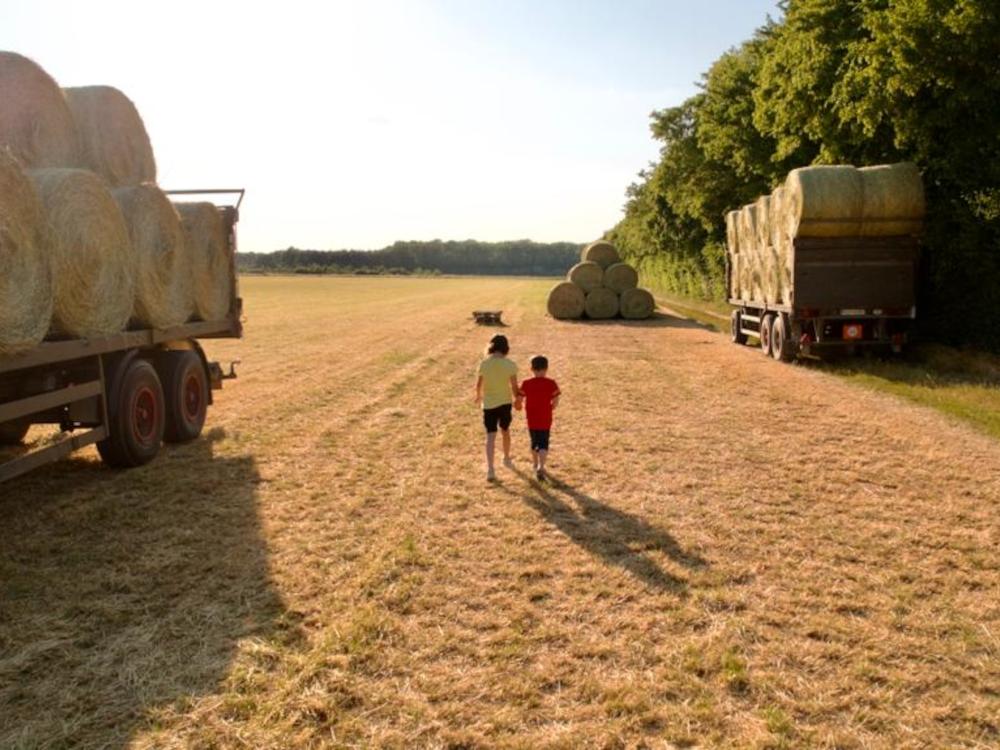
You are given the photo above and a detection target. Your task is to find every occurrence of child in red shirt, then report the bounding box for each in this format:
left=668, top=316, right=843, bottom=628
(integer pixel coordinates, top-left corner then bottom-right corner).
left=518, top=355, right=561, bottom=481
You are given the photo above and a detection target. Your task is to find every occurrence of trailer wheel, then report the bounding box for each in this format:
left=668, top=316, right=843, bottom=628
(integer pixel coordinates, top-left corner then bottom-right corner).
left=0, top=419, right=29, bottom=445
left=771, top=314, right=796, bottom=362
left=760, top=313, right=775, bottom=357
left=730, top=310, right=748, bottom=345
left=159, top=350, right=209, bottom=443
left=97, top=358, right=165, bottom=468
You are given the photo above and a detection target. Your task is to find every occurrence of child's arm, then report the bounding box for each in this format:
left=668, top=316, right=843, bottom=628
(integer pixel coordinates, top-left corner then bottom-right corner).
left=474, top=375, right=483, bottom=405
left=552, top=394, right=560, bottom=410
left=510, top=375, right=523, bottom=409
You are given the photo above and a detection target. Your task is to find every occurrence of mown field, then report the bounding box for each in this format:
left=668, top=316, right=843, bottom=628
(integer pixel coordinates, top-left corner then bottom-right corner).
left=1, top=276, right=998, bottom=749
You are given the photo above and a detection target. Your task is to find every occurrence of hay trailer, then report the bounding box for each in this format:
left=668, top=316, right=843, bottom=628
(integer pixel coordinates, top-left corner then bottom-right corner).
left=728, top=235, right=919, bottom=362
left=0, top=189, right=244, bottom=483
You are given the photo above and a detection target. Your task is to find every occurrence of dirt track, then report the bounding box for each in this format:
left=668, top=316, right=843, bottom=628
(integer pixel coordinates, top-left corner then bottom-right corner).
left=2, top=276, right=998, bottom=748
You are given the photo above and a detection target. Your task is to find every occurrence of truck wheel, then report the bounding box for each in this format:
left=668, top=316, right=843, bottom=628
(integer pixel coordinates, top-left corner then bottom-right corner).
left=0, top=419, right=29, bottom=445
left=760, top=313, right=775, bottom=357
left=730, top=310, right=748, bottom=345
left=771, top=314, right=796, bottom=362
left=159, top=350, right=209, bottom=443
left=97, top=358, right=165, bottom=468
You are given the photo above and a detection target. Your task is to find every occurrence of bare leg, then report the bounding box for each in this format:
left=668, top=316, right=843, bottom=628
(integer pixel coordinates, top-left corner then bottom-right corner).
left=537, top=449, right=548, bottom=471
left=485, top=432, right=497, bottom=475
left=532, top=448, right=539, bottom=469
left=501, top=429, right=511, bottom=461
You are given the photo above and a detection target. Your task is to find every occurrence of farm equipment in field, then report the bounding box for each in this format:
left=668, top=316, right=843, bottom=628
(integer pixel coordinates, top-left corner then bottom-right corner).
left=472, top=310, right=504, bottom=326
left=0, top=190, right=244, bottom=483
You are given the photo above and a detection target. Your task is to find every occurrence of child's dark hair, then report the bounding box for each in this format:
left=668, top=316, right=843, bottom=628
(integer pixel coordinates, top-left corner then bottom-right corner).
left=530, top=355, right=548, bottom=371
left=487, top=334, right=509, bottom=355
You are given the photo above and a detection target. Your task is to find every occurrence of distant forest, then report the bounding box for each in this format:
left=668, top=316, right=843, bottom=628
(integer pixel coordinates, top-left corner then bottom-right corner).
left=238, top=240, right=582, bottom=276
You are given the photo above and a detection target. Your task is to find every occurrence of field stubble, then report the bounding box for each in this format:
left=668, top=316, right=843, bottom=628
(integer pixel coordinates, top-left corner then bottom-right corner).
left=1, top=275, right=998, bottom=749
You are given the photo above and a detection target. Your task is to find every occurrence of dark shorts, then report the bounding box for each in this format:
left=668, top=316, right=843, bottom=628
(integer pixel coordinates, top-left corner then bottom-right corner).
left=529, top=429, right=550, bottom=452
left=483, top=404, right=513, bottom=433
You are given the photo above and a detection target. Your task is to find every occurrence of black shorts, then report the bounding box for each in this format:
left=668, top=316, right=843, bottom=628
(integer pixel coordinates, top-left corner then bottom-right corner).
left=529, top=429, right=550, bottom=452
left=483, top=404, right=513, bottom=433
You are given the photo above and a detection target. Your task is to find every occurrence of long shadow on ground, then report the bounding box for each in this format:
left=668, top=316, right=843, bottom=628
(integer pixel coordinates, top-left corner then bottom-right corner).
left=504, top=468, right=706, bottom=594
left=0, top=428, right=297, bottom=748
left=560, top=312, right=713, bottom=331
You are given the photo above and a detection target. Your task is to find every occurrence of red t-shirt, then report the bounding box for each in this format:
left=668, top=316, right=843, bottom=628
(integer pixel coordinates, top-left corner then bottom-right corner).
left=520, top=377, right=560, bottom=430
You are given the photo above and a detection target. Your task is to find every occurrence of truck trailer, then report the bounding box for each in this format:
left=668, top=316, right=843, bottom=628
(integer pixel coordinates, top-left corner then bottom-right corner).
left=0, top=190, right=244, bottom=483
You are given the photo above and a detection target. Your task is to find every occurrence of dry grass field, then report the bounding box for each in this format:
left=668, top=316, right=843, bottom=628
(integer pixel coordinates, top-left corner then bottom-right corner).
left=1, top=275, right=999, bottom=749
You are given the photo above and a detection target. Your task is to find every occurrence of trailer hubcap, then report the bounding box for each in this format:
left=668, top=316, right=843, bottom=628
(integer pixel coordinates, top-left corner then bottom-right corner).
left=133, top=387, right=158, bottom=444
left=183, top=374, right=202, bottom=421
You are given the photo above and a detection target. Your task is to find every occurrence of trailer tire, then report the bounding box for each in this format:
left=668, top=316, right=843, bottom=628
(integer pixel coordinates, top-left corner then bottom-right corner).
left=97, top=358, right=165, bottom=468
left=760, top=313, right=775, bottom=357
left=0, top=420, right=30, bottom=445
left=158, top=350, right=209, bottom=443
left=771, top=314, right=796, bottom=362
left=730, top=310, right=748, bottom=345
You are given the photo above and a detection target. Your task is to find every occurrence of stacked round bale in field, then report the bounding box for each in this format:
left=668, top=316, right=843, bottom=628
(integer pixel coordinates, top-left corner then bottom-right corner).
left=728, top=162, right=925, bottom=306
left=547, top=241, right=655, bottom=320
left=0, top=50, right=233, bottom=350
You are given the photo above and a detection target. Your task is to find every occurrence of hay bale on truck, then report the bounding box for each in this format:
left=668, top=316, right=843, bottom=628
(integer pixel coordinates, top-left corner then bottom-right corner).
left=64, top=85, right=156, bottom=187
left=603, top=262, right=638, bottom=294
left=113, top=184, right=193, bottom=328
left=620, top=288, right=655, bottom=320
left=175, top=202, right=232, bottom=321
left=584, top=287, right=618, bottom=319
left=568, top=261, right=604, bottom=293
left=547, top=281, right=585, bottom=320
left=28, top=168, right=135, bottom=338
left=0, top=149, right=53, bottom=354
left=581, top=240, right=620, bottom=269
left=727, top=162, right=922, bottom=363
left=0, top=51, right=80, bottom=169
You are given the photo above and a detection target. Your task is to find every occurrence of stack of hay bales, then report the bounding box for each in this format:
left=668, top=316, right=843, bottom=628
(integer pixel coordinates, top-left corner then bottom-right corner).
left=547, top=240, right=655, bottom=320
left=728, top=162, right=925, bottom=306
left=0, top=50, right=232, bottom=353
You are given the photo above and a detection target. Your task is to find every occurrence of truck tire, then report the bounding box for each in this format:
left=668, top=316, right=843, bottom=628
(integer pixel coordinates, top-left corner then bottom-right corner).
left=730, top=310, right=748, bottom=345
left=771, top=314, right=796, bottom=362
left=760, top=313, right=775, bottom=357
left=0, top=419, right=29, bottom=445
left=97, top=358, right=165, bottom=468
left=158, top=350, right=209, bottom=443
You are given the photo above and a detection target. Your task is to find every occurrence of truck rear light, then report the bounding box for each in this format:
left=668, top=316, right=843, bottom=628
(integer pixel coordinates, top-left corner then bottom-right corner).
left=843, top=323, right=864, bottom=341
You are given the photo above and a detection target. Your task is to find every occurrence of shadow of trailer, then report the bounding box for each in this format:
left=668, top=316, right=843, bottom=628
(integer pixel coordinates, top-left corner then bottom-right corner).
left=728, top=235, right=919, bottom=362
left=0, top=189, right=245, bottom=483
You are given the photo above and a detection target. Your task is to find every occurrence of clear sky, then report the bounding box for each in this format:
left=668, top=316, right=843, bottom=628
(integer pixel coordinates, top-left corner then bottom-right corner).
left=3, top=0, right=779, bottom=252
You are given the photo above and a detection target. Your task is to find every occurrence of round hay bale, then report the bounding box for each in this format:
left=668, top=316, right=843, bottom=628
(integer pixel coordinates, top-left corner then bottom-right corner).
left=175, top=202, right=232, bottom=321
left=755, top=194, right=771, bottom=249
left=725, top=210, right=740, bottom=254
left=0, top=51, right=80, bottom=168
left=769, top=186, right=787, bottom=247
left=581, top=240, right=620, bottom=269
left=113, top=184, right=193, bottom=328
left=27, top=168, right=134, bottom=337
left=620, top=288, right=655, bottom=320
left=0, top=149, right=53, bottom=353
left=603, top=262, right=638, bottom=293
left=547, top=281, right=585, bottom=319
left=859, top=162, right=925, bottom=236
left=584, top=287, right=618, bottom=320
left=785, top=165, right=863, bottom=238
left=64, top=86, right=156, bottom=187
left=568, top=261, right=604, bottom=292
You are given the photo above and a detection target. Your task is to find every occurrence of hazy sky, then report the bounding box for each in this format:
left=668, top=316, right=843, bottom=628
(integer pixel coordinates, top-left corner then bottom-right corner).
left=3, top=0, right=779, bottom=251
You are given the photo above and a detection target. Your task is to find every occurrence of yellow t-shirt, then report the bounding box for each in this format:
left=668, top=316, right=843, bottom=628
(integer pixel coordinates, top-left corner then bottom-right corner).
left=478, top=356, right=517, bottom=409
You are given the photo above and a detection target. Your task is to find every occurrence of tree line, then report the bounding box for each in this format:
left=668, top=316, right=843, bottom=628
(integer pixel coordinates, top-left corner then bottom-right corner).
left=608, top=0, right=1000, bottom=350
left=238, top=240, right=582, bottom=277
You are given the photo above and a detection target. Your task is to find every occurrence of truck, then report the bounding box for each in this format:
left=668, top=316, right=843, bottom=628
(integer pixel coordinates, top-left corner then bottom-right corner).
left=0, top=189, right=244, bottom=483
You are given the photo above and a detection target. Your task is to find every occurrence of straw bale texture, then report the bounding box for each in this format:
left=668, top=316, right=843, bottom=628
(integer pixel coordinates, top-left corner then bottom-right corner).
left=113, top=184, right=193, bottom=328
left=568, top=261, right=604, bottom=293
left=28, top=168, right=134, bottom=337
left=0, top=51, right=79, bottom=169
left=584, top=287, right=619, bottom=319
left=755, top=194, right=771, bottom=250
left=0, top=149, right=53, bottom=353
left=175, top=202, right=232, bottom=321
left=740, top=204, right=764, bottom=300
left=859, top=162, right=925, bottom=236
left=581, top=240, right=620, bottom=269
left=619, top=288, right=655, bottom=320
left=603, top=262, right=638, bottom=294
left=785, top=165, right=863, bottom=238
left=64, top=86, right=156, bottom=187
left=546, top=281, right=585, bottom=320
